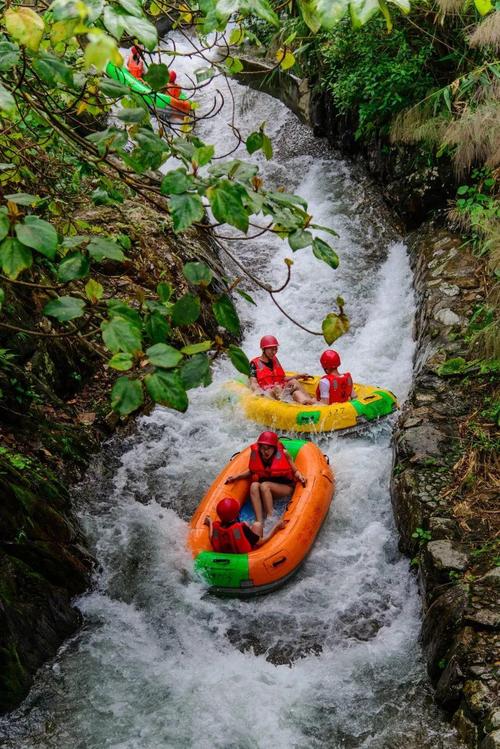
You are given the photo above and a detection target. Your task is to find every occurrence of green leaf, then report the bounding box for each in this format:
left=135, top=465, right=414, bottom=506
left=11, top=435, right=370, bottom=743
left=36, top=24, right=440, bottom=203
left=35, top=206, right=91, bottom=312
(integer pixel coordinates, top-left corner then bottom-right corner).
left=181, top=340, right=213, bottom=354
left=235, top=288, right=256, bottom=305
left=108, top=352, right=134, bottom=371
left=146, top=342, right=183, bottom=368
left=85, top=278, right=104, bottom=303
left=297, top=0, right=321, bottom=32
left=0, top=83, right=15, bottom=115
left=437, top=357, right=469, bottom=376
left=100, top=78, right=131, bottom=97
left=145, top=370, right=188, bottom=411
left=473, top=0, right=493, bottom=14
left=57, top=252, right=90, bottom=282
left=87, top=237, right=125, bottom=262
left=247, top=0, right=279, bottom=26
left=171, top=293, right=201, bottom=326
left=103, top=5, right=128, bottom=39
left=144, top=63, right=170, bottom=90
left=183, top=261, right=213, bottom=286
left=212, top=294, right=240, bottom=335
left=246, top=131, right=264, bottom=155
left=4, top=193, right=40, bottom=206
left=84, top=33, right=122, bottom=71
left=161, top=169, right=194, bottom=196
left=180, top=352, right=211, bottom=390
left=228, top=344, right=250, bottom=375
left=145, top=310, right=171, bottom=343
left=44, top=296, right=86, bottom=321
left=101, top=317, right=142, bottom=353
left=116, top=0, right=143, bottom=17
left=312, top=237, right=339, bottom=270
left=261, top=134, right=273, bottom=160
left=195, top=67, right=216, bottom=83
left=322, top=312, right=350, bottom=345
left=0, top=238, right=32, bottom=279
left=169, top=193, right=205, bottom=233
left=111, top=376, right=144, bottom=415
left=0, top=42, right=20, bottom=72
left=122, top=15, right=158, bottom=50
left=117, top=107, right=148, bottom=123
left=226, top=56, right=244, bottom=74
left=157, top=282, right=172, bottom=303
left=208, top=181, right=249, bottom=232
left=107, top=301, right=142, bottom=328
left=4, top=7, right=45, bottom=52
left=276, top=48, right=295, bottom=71
left=192, top=145, right=215, bottom=167
left=33, top=53, right=74, bottom=87
left=15, top=216, right=58, bottom=259
left=0, top=210, right=9, bottom=242
left=310, top=223, right=339, bottom=237
left=288, top=229, right=313, bottom=250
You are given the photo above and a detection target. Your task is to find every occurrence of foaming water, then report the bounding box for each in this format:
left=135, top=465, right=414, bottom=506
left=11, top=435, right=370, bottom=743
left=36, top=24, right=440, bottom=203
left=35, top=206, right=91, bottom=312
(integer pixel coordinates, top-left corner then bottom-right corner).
left=0, top=34, right=463, bottom=749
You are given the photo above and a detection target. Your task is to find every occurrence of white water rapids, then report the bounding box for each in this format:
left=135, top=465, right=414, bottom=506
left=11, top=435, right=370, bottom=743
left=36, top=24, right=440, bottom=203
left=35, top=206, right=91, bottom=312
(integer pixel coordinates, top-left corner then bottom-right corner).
left=0, top=36, right=465, bottom=749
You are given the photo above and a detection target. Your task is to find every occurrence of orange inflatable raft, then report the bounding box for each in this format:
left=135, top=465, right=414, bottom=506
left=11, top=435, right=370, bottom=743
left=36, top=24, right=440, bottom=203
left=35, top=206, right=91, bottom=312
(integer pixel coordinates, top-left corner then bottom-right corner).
left=188, top=438, right=334, bottom=596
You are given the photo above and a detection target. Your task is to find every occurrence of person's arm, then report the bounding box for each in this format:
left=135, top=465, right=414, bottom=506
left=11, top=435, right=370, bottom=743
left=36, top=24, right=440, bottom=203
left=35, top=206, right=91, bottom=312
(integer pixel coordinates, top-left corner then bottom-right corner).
left=318, top=378, right=330, bottom=405
left=287, top=373, right=313, bottom=381
left=225, top=469, right=252, bottom=484
left=249, top=376, right=264, bottom=394
left=284, top=450, right=306, bottom=486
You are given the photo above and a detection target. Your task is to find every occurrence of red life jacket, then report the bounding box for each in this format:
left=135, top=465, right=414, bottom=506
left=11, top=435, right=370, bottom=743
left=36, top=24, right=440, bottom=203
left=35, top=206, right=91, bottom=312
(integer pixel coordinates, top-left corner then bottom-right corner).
left=316, top=373, right=353, bottom=404
left=249, top=442, right=295, bottom=483
left=251, top=356, right=286, bottom=390
left=127, top=52, right=144, bottom=80
left=211, top=521, right=253, bottom=553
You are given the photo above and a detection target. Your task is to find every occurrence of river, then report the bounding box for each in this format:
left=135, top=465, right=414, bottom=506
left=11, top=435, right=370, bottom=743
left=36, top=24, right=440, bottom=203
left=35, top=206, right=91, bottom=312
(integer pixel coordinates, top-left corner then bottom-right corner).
left=0, top=34, right=464, bottom=749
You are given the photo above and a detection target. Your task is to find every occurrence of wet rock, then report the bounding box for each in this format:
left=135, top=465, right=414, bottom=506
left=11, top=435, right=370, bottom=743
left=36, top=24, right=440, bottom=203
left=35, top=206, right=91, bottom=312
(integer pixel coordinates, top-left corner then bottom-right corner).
left=486, top=710, right=500, bottom=732
left=464, top=570, right=500, bottom=629
left=429, top=517, right=460, bottom=540
left=480, top=731, right=500, bottom=749
left=434, top=307, right=461, bottom=326
left=463, top=680, right=494, bottom=721
left=435, top=656, right=464, bottom=709
left=422, top=584, right=468, bottom=680
left=425, top=540, right=469, bottom=573
left=453, top=707, right=479, bottom=746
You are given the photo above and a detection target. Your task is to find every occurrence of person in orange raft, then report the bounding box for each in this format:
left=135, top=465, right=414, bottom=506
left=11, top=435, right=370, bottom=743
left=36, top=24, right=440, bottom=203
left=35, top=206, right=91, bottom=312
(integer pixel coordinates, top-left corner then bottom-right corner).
left=126, top=45, right=145, bottom=80
left=316, top=349, right=356, bottom=404
left=224, top=431, right=306, bottom=538
left=204, top=497, right=284, bottom=553
left=249, top=335, right=315, bottom=405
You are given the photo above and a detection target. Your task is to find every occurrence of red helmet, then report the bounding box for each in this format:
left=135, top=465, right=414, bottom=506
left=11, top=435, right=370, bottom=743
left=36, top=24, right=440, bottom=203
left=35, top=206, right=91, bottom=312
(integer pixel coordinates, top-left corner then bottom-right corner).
left=320, top=350, right=341, bottom=369
left=169, top=70, right=177, bottom=82
left=216, top=497, right=240, bottom=523
left=260, top=335, right=279, bottom=349
left=257, top=431, right=279, bottom=447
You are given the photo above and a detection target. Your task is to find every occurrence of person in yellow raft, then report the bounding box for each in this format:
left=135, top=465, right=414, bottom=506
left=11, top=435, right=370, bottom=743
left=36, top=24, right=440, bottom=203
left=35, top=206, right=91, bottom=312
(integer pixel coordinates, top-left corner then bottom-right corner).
left=316, top=349, right=356, bottom=404
left=249, top=335, right=315, bottom=405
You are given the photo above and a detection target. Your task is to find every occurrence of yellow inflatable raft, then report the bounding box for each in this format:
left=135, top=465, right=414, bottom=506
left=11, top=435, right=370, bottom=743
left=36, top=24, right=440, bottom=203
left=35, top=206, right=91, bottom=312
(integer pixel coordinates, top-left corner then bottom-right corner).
left=224, top=374, right=398, bottom=433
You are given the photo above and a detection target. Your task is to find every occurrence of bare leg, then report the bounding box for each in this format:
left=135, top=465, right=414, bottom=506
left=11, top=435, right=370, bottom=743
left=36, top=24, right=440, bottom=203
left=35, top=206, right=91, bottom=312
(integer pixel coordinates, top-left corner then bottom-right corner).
left=260, top=481, right=293, bottom=517
left=287, top=379, right=315, bottom=405
left=249, top=481, right=264, bottom=525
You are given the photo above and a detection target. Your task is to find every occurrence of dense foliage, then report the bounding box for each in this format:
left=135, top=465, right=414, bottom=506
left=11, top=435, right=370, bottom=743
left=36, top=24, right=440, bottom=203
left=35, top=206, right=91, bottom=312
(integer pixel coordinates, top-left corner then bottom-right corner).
left=0, top=0, right=364, bottom=418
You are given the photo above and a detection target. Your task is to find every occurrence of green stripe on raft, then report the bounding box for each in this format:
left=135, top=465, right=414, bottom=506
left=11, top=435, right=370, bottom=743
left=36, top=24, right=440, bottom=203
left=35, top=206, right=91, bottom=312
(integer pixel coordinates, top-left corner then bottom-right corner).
left=105, top=62, right=189, bottom=109
left=195, top=550, right=250, bottom=589
left=351, top=389, right=397, bottom=421
left=281, top=437, right=307, bottom=460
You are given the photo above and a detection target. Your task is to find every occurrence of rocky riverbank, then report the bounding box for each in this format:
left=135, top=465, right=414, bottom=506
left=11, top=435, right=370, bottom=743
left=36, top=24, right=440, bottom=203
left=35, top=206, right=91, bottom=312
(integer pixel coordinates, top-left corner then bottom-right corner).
left=234, top=58, right=499, bottom=748
left=392, top=225, right=499, bottom=748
